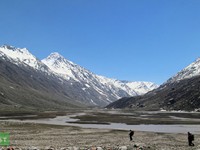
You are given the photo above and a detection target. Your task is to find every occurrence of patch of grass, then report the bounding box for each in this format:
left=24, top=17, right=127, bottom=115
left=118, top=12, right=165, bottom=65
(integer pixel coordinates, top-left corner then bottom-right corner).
left=70, top=111, right=200, bottom=125
left=1, top=109, right=200, bottom=125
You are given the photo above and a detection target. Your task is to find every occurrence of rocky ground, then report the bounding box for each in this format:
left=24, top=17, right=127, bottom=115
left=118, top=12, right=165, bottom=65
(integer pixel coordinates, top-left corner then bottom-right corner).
left=0, top=121, right=200, bottom=150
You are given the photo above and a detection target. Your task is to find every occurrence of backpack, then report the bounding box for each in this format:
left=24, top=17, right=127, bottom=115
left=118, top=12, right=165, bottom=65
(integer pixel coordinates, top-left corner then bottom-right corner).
left=191, top=134, right=194, bottom=141
left=130, top=131, right=134, bottom=136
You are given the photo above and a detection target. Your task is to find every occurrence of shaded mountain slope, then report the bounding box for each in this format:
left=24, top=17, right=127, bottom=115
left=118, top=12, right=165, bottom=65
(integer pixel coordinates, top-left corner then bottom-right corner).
left=107, top=57, right=200, bottom=111
left=0, top=56, right=82, bottom=111
left=107, top=75, right=200, bottom=111
left=42, top=52, right=159, bottom=105
left=0, top=45, right=158, bottom=109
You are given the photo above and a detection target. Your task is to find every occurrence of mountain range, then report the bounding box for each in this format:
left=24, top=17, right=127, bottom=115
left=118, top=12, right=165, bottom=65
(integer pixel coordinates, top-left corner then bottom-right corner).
left=0, top=45, right=158, bottom=111
left=107, top=57, right=200, bottom=111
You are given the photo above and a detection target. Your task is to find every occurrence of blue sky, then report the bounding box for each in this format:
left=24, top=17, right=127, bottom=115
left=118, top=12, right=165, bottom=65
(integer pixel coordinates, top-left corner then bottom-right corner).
left=0, top=0, right=200, bottom=84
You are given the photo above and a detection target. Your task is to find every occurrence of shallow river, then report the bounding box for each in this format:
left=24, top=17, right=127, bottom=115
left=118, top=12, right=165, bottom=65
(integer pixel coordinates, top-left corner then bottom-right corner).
left=6, top=113, right=200, bottom=134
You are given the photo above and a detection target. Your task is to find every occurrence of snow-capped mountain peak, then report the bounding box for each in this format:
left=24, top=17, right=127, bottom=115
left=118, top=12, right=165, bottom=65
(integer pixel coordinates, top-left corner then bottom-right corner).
left=46, top=52, right=65, bottom=61
left=0, top=45, right=45, bottom=70
left=0, top=45, right=33, bottom=60
left=167, top=57, right=200, bottom=83
left=0, top=45, right=159, bottom=106
left=125, top=81, right=159, bottom=95
left=44, top=52, right=75, bottom=66
left=42, top=52, right=78, bottom=81
left=42, top=52, right=158, bottom=99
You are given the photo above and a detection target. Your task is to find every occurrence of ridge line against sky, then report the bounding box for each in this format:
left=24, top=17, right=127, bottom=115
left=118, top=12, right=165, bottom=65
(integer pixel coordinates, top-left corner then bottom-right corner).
left=0, top=0, right=200, bottom=84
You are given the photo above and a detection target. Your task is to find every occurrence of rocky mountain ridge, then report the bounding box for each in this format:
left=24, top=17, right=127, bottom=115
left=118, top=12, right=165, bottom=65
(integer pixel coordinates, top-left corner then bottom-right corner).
left=0, top=45, right=158, bottom=109
left=42, top=52, right=158, bottom=99
left=166, top=57, right=200, bottom=83
left=107, top=57, right=200, bottom=111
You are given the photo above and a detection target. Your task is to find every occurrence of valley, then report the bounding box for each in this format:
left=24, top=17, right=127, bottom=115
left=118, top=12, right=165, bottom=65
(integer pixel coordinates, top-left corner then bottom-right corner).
left=0, top=45, right=200, bottom=149
left=1, top=109, right=200, bottom=149
left=1, top=109, right=200, bottom=132
left=1, top=1, right=200, bottom=149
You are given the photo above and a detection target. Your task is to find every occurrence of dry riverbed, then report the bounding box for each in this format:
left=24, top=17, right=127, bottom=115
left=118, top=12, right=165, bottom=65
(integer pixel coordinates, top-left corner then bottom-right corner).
left=0, top=121, right=200, bottom=150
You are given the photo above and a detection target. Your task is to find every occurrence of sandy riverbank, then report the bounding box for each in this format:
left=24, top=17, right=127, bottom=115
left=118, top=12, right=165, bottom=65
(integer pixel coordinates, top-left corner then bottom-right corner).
left=0, top=121, right=200, bottom=150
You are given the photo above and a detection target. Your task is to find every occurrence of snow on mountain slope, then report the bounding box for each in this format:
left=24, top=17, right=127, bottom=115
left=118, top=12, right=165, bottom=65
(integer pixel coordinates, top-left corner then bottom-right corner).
left=96, top=75, right=138, bottom=99
left=125, top=81, right=159, bottom=95
left=42, top=52, right=78, bottom=81
left=42, top=53, right=136, bottom=99
left=167, top=57, right=200, bottom=83
left=0, top=45, right=48, bottom=71
left=0, top=45, right=159, bottom=106
left=42, top=52, right=158, bottom=99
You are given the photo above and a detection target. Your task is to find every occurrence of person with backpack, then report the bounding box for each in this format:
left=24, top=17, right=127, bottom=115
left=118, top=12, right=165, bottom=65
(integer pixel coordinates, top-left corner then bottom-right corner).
left=188, top=132, right=194, bottom=146
left=129, top=130, right=134, bottom=141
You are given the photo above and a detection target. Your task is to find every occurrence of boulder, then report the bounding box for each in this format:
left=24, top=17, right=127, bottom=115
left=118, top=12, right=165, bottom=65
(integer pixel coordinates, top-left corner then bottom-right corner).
left=118, top=146, right=127, bottom=150
left=27, top=146, right=39, bottom=150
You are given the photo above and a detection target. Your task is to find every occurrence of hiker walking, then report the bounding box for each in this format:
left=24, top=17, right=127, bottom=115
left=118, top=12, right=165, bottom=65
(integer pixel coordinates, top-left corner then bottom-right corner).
left=129, top=130, right=134, bottom=141
left=188, top=132, right=194, bottom=146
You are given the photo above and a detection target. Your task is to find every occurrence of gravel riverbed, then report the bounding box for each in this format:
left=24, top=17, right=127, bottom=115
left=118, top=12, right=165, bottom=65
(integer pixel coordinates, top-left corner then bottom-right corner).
left=0, top=121, right=200, bottom=150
